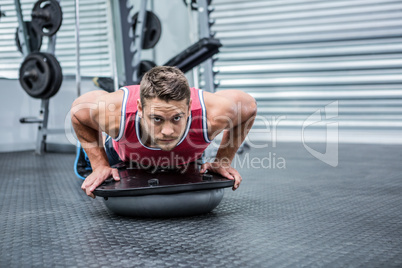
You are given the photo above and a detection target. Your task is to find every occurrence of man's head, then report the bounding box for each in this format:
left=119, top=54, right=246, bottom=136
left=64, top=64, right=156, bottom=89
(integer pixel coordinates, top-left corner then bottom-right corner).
left=137, top=66, right=192, bottom=151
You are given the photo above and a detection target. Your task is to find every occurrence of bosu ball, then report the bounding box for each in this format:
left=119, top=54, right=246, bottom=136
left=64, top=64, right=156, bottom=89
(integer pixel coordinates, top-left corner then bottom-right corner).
left=93, top=163, right=234, bottom=217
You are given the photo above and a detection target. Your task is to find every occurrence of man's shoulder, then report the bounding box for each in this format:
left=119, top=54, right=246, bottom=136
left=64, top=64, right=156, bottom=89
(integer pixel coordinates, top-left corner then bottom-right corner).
left=203, top=91, right=234, bottom=114
left=201, top=91, right=237, bottom=140
left=121, top=85, right=140, bottom=92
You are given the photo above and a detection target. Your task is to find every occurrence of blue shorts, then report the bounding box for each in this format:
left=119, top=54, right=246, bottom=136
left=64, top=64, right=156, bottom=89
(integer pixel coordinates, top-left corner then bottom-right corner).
left=104, top=136, right=123, bottom=167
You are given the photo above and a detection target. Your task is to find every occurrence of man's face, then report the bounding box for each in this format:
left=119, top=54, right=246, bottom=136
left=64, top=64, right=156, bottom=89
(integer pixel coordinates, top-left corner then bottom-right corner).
left=137, top=98, right=192, bottom=151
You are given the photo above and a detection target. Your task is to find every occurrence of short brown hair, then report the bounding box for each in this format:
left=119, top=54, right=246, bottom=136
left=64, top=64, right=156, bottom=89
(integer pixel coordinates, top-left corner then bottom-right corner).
left=140, top=66, right=191, bottom=107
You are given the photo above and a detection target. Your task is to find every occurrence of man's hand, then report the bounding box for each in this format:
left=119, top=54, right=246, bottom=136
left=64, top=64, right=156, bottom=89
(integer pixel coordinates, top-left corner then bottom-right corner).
left=200, top=161, right=242, bottom=191
left=81, top=165, right=120, bottom=198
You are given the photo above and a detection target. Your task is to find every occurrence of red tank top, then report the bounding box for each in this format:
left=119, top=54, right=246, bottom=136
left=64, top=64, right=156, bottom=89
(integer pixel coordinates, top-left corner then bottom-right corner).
left=112, top=85, right=212, bottom=166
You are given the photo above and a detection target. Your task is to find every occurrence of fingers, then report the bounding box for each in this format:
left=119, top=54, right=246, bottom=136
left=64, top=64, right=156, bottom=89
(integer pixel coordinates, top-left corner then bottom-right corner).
left=229, top=169, right=242, bottom=191
left=81, top=179, right=96, bottom=199
left=199, top=162, right=211, bottom=173
left=111, top=168, right=120, bottom=181
left=81, top=167, right=118, bottom=199
left=212, top=165, right=242, bottom=191
left=219, top=168, right=241, bottom=190
left=200, top=162, right=243, bottom=191
left=81, top=177, right=98, bottom=199
left=200, top=161, right=223, bottom=173
left=220, top=169, right=235, bottom=180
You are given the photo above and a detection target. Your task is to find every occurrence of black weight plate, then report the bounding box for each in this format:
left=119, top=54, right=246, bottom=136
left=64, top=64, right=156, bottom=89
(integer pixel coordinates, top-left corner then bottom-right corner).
left=40, top=53, right=61, bottom=99
left=15, top=21, right=42, bottom=54
left=31, top=0, right=63, bottom=37
left=132, top=11, right=162, bottom=49
left=41, top=53, right=63, bottom=99
left=19, top=52, right=51, bottom=98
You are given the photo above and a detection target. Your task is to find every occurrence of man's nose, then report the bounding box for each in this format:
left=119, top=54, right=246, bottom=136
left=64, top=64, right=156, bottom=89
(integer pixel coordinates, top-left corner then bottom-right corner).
left=161, top=122, right=174, bottom=136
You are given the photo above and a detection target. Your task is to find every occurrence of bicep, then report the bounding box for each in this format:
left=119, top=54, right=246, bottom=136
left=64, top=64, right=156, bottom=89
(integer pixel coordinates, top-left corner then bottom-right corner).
left=71, top=90, right=121, bottom=136
left=205, top=90, right=257, bottom=132
left=204, top=91, right=238, bottom=138
left=71, top=91, right=103, bottom=129
left=215, top=90, right=257, bottom=122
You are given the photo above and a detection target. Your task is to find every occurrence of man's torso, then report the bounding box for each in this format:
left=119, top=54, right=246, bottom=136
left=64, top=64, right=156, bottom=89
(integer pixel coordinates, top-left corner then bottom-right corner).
left=112, top=85, right=212, bottom=166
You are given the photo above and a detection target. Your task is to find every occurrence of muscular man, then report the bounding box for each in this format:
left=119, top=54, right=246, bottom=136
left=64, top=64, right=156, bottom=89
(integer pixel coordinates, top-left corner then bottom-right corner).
left=71, top=66, right=257, bottom=198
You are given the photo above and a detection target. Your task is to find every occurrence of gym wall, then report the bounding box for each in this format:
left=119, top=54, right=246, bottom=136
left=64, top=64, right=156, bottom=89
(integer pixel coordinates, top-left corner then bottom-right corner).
left=211, top=0, right=402, bottom=144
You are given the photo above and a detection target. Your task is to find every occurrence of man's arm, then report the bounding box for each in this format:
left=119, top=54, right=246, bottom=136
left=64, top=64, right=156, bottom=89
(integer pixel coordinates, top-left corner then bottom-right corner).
left=70, top=90, right=123, bottom=198
left=201, top=90, right=257, bottom=190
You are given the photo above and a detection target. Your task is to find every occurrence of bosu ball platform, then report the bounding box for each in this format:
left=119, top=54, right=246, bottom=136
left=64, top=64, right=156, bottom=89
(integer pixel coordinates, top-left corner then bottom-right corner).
left=93, top=162, right=234, bottom=217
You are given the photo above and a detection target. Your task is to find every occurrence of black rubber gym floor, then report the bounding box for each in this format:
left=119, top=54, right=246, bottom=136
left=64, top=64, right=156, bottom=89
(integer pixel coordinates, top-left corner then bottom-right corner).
left=1, top=143, right=401, bottom=267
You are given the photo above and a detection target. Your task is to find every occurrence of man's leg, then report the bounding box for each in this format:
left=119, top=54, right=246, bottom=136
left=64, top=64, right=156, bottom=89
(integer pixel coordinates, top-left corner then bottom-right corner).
left=74, top=143, right=92, bottom=180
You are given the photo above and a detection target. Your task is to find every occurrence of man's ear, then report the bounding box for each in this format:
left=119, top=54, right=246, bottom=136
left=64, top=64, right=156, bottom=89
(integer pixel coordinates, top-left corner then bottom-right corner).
left=137, top=99, right=143, bottom=118
left=188, top=98, right=192, bottom=115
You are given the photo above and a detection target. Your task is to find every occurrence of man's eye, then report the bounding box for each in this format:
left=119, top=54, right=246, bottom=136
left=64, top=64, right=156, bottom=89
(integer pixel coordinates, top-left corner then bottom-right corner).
left=173, top=116, right=181, bottom=121
left=153, top=118, right=162, bottom=122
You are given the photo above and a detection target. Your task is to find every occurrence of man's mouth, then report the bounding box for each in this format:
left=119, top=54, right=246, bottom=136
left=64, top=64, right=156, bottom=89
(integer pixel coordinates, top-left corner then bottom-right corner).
left=159, top=138, right=177, bottom=142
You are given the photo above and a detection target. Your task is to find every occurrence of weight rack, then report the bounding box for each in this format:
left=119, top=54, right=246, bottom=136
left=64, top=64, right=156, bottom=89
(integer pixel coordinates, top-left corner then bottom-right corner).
left=196, top=0, right=219, bottom=92
left=118, top=0, right=219, bottom=88
left=15, top=0, right=67, bottom=155
left=192, top=0, right=250, bottom=155
left=117, top=0, right=149, bottom=85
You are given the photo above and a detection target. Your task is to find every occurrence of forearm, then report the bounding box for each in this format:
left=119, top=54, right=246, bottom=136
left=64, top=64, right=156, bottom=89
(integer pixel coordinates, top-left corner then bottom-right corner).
left=215, top=107, right=256, bottom=164
left=72, top=114, right=109, bottom=169
left=215, top=125, right=247, bottom=163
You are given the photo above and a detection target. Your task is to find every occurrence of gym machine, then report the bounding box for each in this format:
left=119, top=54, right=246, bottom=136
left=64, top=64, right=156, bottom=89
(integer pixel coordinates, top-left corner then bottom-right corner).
left=186, top=0, right=220, bottom=92
left=118, top=0, right=221, bottom=87
left=15, top=0, right=64, bottom=154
